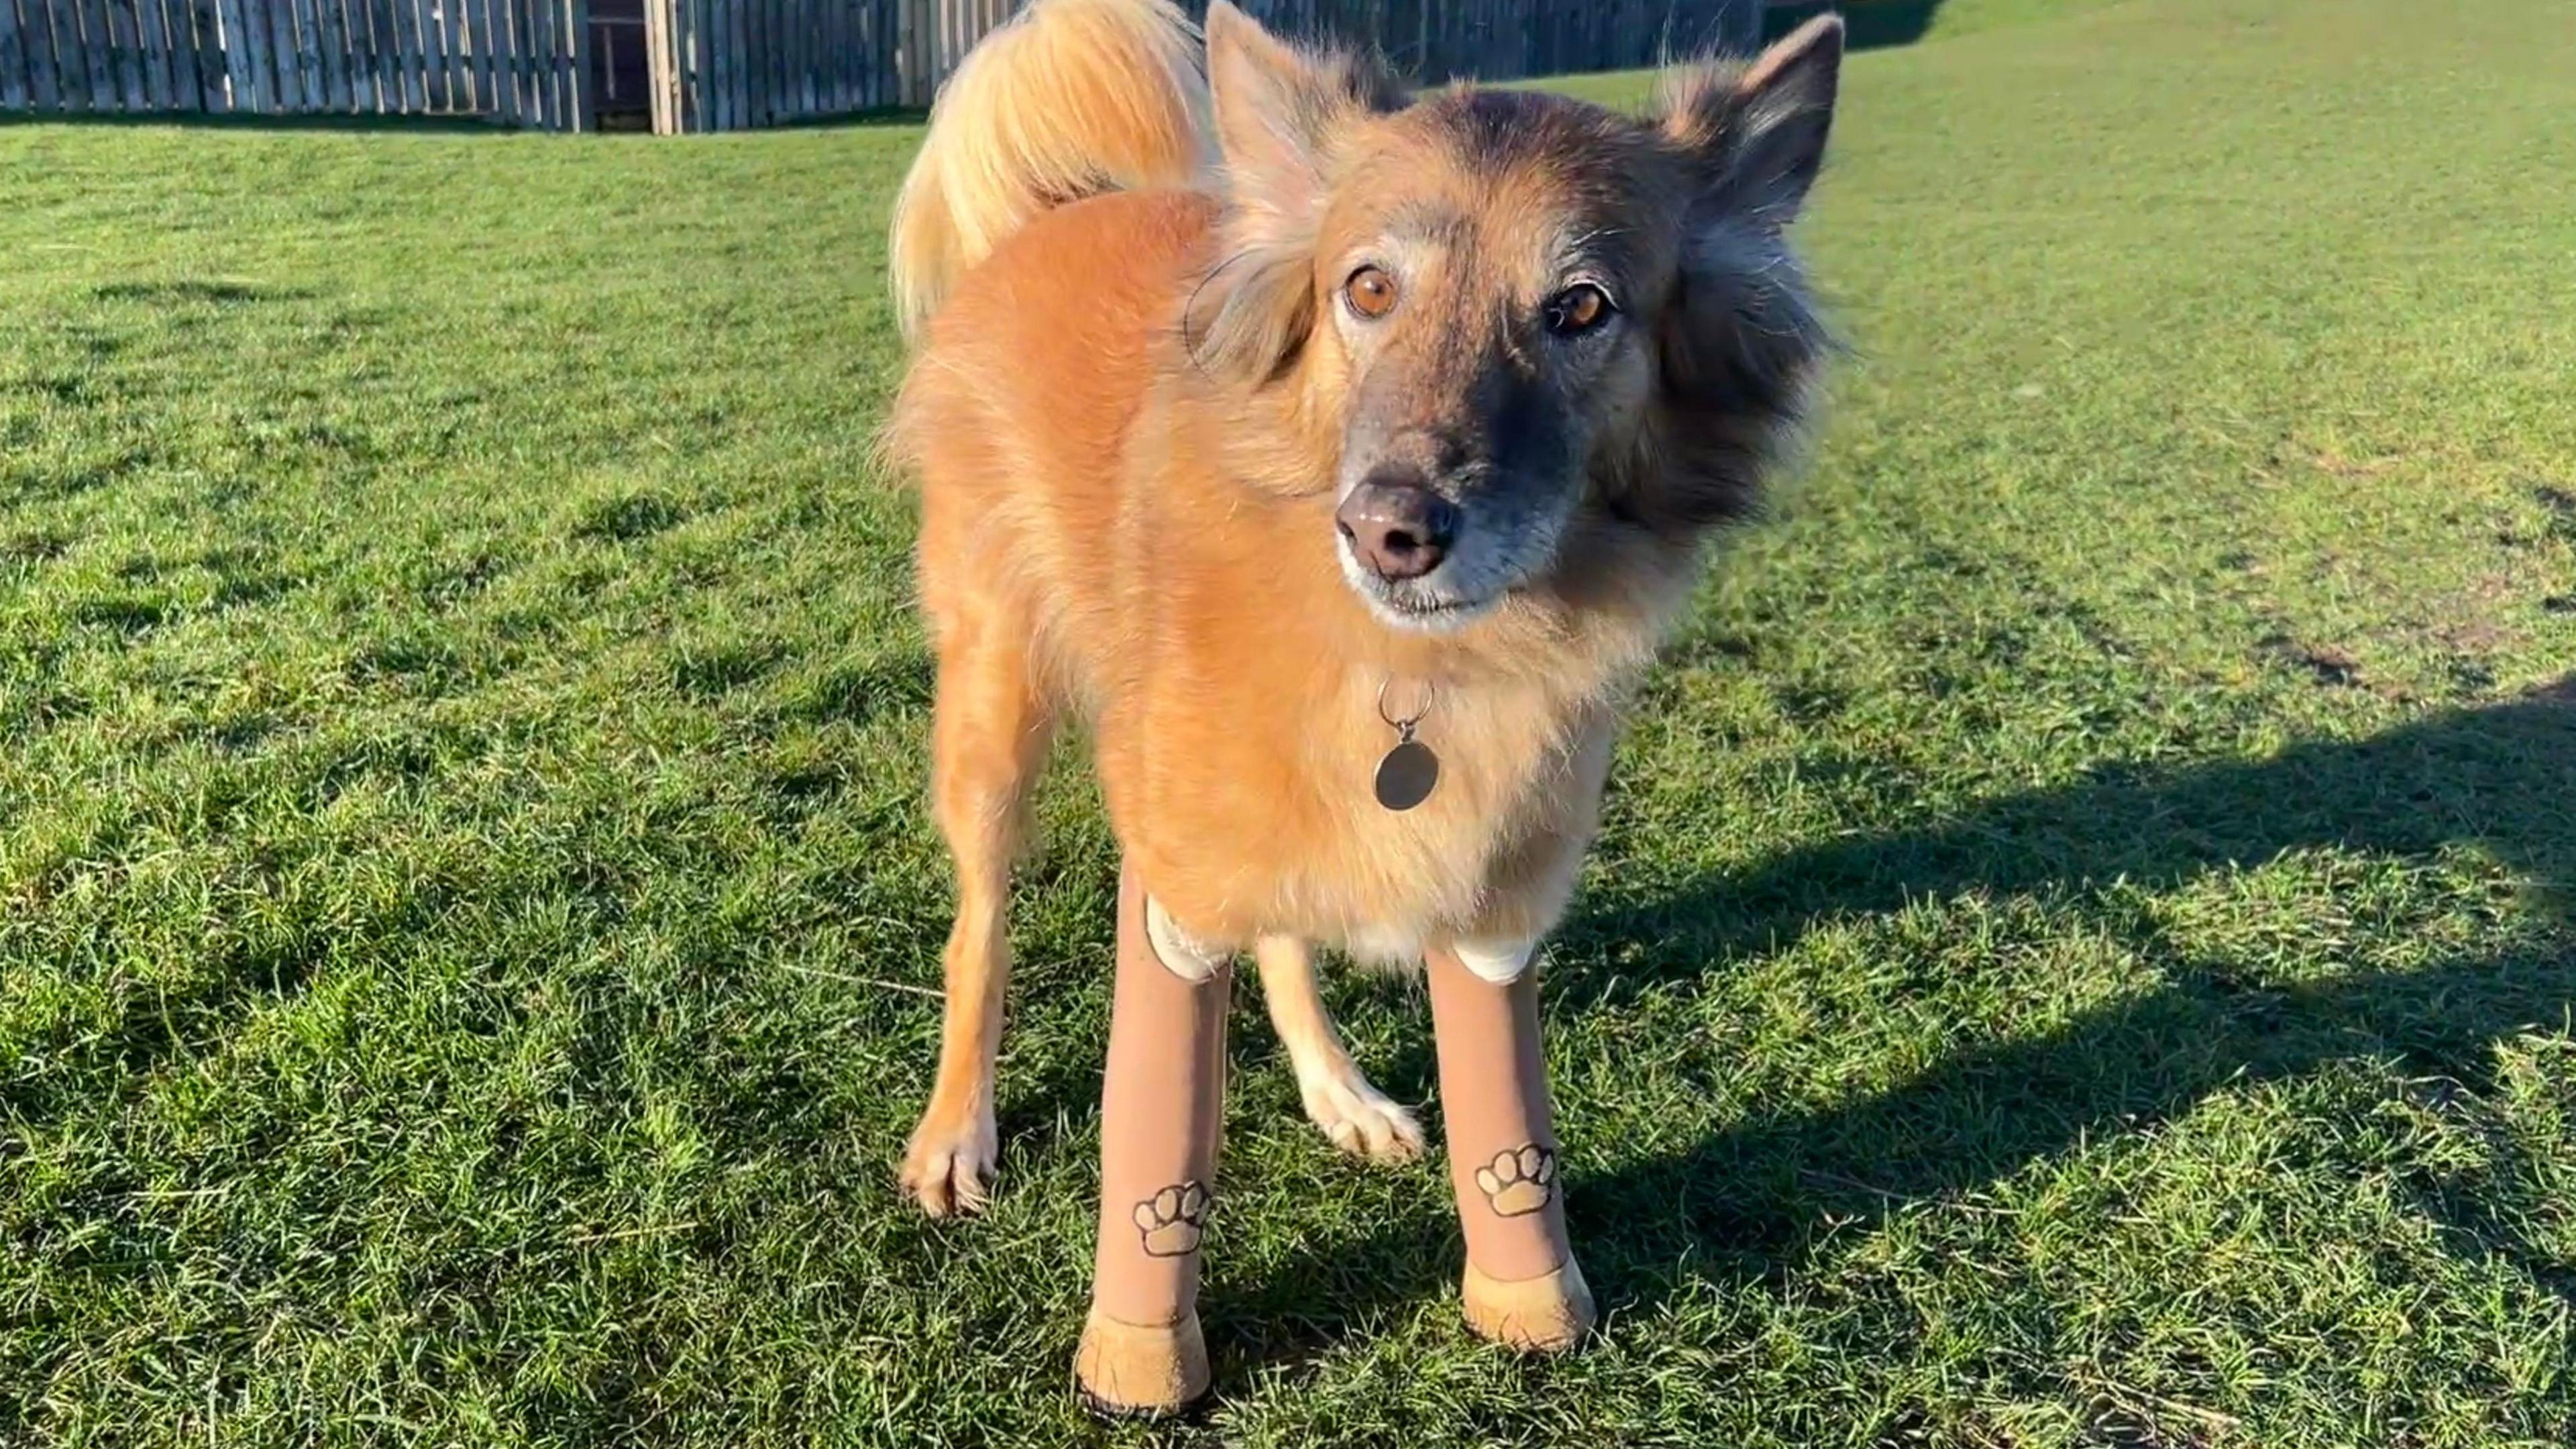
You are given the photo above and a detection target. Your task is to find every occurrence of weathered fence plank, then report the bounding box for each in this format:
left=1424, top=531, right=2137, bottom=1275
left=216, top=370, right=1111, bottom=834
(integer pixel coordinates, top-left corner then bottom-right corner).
left=449, top=0, right=474, bottom=111
left=418, top=0, right=447, bottom=109
left=535, top=0, right=557, bottom=123
left=136, top=0, right=174, bottom=109
left=231, top=0, right=272, bottom=109
left=751, top=0, right=771, bottom=123
left=400, top=0, right=427, bottom=110
left=699, top=0, right=717, bottom=122
left=342, top=0, right=369, bottom=106
left=542, top=0, right=566, bottom=126
left=45, top=0, right=84, bottom=112
left=162, top=0, right=201, bottom=109
left=21, top=0, right=61, bottom=111
left=322, top=0, right=356, bottom=107
left=0, top=0, right=27, bottom=112
left=168, top=0, right=201, bottom=106
left=566, top=0, right=588, bottom=126
left=286, top=0, right=320, bottom=109
left=469, top=0, right=496, bottom=111
left=186, top=0, right=223, bottom=106
left=539, top=0, right=563, bottom=126
left=107, top=0, right=144, bottom=109
left=497, top=0, right=525, bottom=122
left=260, top=0, right=297, bottom=108
left=718, top=0, right=739, bottom=127
left=64, top=0, right=107, bottom=111
left=510, top=0, right=535, bottom=121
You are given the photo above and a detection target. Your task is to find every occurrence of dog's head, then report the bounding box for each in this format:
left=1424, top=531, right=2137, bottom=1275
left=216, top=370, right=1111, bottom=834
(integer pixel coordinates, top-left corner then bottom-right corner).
left=1187, top=5, right=1842, bottom=631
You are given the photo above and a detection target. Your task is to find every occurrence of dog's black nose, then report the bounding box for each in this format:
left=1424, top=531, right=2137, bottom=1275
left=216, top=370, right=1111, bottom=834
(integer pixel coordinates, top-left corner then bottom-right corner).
left=1336, top=471, right=1459, bottom=582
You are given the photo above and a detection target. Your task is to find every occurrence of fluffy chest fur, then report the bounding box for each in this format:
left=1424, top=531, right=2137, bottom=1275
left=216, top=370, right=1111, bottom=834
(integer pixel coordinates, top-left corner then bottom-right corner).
left=1084, top=405, right=1688, bottom=955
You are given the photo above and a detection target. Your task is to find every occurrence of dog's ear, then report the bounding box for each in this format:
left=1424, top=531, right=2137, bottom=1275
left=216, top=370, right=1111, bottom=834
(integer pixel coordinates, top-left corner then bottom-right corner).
left=1634, top=19, right=1839, bottom=530
left=1656, top=13, right=1843, bottom=225
left=1204, top=2, right=1401, bottom=244
left=1190, top=3, right=1404, bottom=382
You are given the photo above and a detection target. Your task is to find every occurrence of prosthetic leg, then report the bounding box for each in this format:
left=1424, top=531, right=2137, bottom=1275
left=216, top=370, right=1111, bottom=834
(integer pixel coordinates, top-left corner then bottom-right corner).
left=1426, top=943, right=1595, bottom=1350
left=1073, top=865, right=1230, bottom=1415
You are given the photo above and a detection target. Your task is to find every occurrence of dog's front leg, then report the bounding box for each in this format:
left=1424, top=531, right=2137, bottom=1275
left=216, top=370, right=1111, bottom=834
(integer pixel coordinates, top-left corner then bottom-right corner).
left=1073, top=864, right=1230, bottom=1415
left=1426, top=940, right=1595, bottom=1352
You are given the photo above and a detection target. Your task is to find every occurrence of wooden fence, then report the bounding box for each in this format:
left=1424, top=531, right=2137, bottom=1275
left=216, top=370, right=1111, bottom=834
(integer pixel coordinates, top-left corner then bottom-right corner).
left=1, top=0, right=1759, bottom=131
left=0, top=0, right=595, bottom=124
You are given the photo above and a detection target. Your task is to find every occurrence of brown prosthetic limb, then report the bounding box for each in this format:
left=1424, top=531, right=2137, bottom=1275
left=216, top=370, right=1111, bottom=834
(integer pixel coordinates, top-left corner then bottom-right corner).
left=1073, top=865, right=1231, bottom=1415
left=1426, top=942, right=1595, bottom=1351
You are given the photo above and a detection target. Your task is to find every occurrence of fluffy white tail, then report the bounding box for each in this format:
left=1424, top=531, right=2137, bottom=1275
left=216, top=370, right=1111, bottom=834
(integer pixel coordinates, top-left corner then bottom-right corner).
left=887, top=0, right=1212, bottom=339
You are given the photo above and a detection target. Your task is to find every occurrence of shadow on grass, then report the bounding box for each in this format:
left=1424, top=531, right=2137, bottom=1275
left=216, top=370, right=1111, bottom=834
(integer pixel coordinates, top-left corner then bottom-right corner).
left=1220, top=676, right=2576, bottom=1379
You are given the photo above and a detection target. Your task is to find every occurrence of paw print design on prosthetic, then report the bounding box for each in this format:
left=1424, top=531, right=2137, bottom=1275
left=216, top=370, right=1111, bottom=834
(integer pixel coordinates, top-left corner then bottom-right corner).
left=1133, top=1181, right=1211, bottom=1258
left=1473, top=1144, right=1558, bottom=1218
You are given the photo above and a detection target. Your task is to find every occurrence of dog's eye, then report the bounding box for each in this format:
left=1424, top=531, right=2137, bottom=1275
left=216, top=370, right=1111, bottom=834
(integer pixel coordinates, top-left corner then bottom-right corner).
left=1543, top=283, right=1615, bottom=337
left=1344, top=266, right=1399, bottom=321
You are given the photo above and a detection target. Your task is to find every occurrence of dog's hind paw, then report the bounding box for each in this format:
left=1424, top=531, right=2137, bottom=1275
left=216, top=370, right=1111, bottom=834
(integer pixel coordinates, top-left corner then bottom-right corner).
left=900, top=1108, right=998, bottom=1217
left=1297, top=1064, right=1426, bottom=1163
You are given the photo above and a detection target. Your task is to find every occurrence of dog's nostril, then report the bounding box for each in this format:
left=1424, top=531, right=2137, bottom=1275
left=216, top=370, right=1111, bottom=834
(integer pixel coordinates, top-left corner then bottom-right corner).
left=1385, top=529, right=1419, bottom=552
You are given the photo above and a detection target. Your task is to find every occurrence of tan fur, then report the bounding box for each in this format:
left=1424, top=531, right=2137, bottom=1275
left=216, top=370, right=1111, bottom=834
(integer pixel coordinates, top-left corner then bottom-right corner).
left=887, top=0, right=1212, bottom=338
left=885, top=0, right=1841, bottom=1214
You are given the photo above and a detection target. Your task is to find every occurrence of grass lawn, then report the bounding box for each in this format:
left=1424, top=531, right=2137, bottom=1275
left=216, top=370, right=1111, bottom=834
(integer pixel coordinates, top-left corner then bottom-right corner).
left=6, top=0, right=2576, bottom=1443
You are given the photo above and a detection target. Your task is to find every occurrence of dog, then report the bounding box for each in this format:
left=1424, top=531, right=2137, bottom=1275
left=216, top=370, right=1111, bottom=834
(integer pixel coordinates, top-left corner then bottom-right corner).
left=882, top=0, right=1839, bottom=1219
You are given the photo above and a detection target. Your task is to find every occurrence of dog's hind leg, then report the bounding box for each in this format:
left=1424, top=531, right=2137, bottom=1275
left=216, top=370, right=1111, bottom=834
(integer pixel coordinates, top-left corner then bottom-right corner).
left=1254, top=936, right=1425, bottom=1163
left=900, top=609, right=1057, bottom=1217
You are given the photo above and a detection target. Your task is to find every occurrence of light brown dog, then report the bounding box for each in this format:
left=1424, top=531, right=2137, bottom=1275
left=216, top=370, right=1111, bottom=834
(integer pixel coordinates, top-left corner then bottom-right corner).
left=882, top=0, right=1839, bottom=1229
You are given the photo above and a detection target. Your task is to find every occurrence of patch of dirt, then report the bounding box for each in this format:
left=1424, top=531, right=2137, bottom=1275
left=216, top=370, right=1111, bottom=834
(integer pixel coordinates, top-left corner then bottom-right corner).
left=2440, top=622, right=2516, bottom=653
left=2261, top=634, right=2365, bottom=688
left=2311, top=447, right=2402, bottom=479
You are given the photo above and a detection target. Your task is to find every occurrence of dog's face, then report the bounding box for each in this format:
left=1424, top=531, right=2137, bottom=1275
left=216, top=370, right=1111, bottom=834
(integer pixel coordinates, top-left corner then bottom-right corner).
left=1191, top=5, right=1841, bottom=631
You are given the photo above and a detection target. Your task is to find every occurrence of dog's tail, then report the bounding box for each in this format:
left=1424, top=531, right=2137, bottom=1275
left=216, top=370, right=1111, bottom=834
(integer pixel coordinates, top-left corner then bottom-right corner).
left=887, top=0, right=1211, bottom=339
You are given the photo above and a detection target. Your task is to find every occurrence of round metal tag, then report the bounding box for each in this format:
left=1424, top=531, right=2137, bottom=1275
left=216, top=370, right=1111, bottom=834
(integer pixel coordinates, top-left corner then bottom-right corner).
left=1373, top=739, right=1440, bottom=812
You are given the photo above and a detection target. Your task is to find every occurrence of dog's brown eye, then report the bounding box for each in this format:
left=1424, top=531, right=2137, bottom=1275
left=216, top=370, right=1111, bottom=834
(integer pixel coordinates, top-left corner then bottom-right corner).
left=1344, top=266, right=1399, bottom=320
left=1544, top=283, right=1615, bottom=337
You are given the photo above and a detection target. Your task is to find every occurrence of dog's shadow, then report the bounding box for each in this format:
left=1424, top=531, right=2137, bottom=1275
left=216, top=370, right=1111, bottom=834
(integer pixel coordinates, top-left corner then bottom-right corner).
left=1216, top=677, right=2576, bottom=1380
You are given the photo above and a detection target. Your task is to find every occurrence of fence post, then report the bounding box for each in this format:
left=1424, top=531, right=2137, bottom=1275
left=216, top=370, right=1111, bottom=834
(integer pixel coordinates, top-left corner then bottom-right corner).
left=641, top=0, right=667, bottom=129
left=564, top=0, right=587, bottom=126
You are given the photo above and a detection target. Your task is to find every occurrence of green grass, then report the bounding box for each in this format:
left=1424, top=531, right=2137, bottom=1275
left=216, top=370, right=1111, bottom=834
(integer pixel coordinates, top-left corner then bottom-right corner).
left=5, top=0, right=2575, bottom=1443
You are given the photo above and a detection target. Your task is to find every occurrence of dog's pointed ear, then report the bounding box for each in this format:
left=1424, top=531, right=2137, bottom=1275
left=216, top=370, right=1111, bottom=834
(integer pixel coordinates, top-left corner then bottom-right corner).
left=1658, top=13, right=1844, bottom=224
left=1189, top=4, right=1404, bottom=383
left=1204, top=1, right=1402, bottom=239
